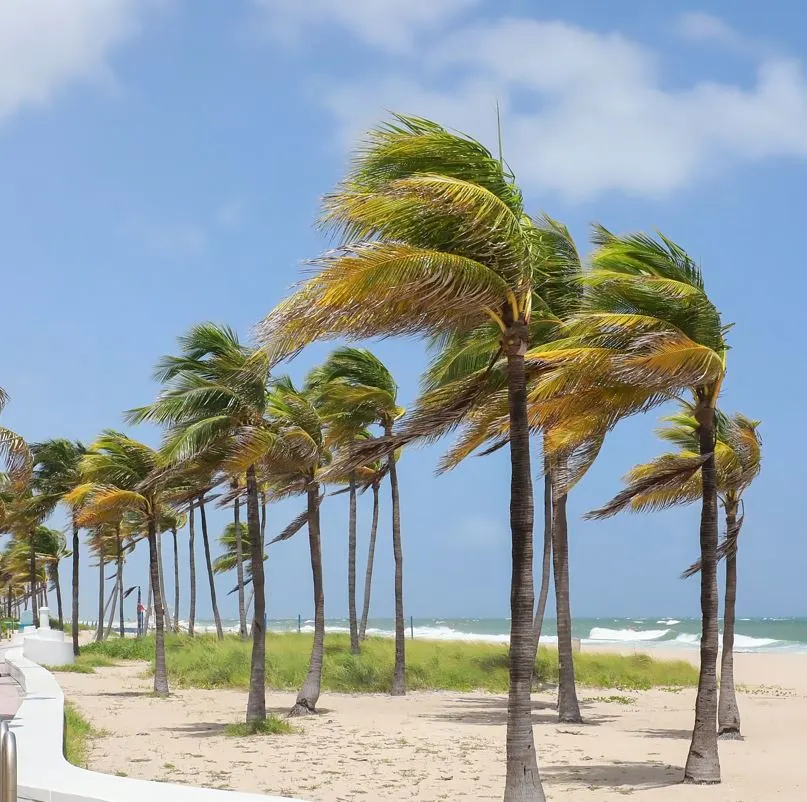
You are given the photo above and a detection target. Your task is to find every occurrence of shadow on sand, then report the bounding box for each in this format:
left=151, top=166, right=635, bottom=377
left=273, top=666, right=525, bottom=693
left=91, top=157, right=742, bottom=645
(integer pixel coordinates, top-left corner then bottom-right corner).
left=423, top=695, right=616, bottom=727
left=543, top=760, right=682, bottom=790
left=637, top=728, right=693, bottom=740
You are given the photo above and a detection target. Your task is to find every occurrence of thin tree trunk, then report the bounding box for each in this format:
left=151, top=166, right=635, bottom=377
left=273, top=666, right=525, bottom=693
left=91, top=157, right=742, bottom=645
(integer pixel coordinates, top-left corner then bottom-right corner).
left=117, top=526, right=124, bottom=638
left=553, top=482, right=582, bottom=723
left=718, top=501, right=741, bottom=739
left=684, top=400, right=721, bottom=783
left=290, top=484, right=325, bottom=716
left=246, top=465, right=267, bottom=723
left=72, top=520, right=80, bottom=655
left=533, top=465, right=553, bottom=651
left=145, top=578, right=152, bottom=634
left=233, top=484, right=247, bottom=640
left=30, top=532, right=39, bottom=629
left=172, top=527, right=180, bottom=633
left=54, top=561, right=64, bottom=630
left=348, top=473, right=360, bottom=654
left=148, top=514, right=169, bottom=696
left=95, top=554, right=105, bottom=642
left=104, top=582, right=118, bottom=640
left=503, top=328, right=545, bottom=802
left=199, top=496, right=223, bottom=640
left=359, top=482, right=380, bottom=640
left=157, top=531, right=171, bottom=633
left=188, top=503, right=197, bottom=637
left=386, top=424, right=406, bottom=696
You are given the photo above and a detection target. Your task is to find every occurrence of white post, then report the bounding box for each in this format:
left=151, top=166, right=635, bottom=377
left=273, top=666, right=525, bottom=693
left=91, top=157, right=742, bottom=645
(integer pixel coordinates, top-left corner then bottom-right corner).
left=38, top=608, right=50, bottom=630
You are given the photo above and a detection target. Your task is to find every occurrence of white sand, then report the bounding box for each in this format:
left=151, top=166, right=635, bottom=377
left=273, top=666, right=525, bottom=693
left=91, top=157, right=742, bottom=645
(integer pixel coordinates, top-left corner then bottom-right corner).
left=58, top=649, right=807, bottom=801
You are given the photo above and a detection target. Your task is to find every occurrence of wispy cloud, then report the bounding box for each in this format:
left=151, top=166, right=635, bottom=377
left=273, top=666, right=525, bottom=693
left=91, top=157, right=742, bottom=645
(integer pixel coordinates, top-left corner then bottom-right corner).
left=303, top=12, right=807, bottom=201
left=0, top=0, right=155, bottom=124
left=676, top=11, right=757, bottom=55
left=254, top=0, right=479, bottom=53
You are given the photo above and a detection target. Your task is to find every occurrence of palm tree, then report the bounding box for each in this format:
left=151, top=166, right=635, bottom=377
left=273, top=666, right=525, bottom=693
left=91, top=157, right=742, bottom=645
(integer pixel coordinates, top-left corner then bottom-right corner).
left=258, top=115, right=552, bottom=798
left=265, top=377, right=332, bottom=716
left=127, top=323, right=277, bottom=722
left=357, top=459, right=388, bottom=640
left=213, top=521, right=267, bottom=595
left=589, top=406, right=761, bottom=739
left=552, top=228, right=729, bottom=783
left=30, top=439, right=87, bottom=654
left=39, top=527, right=69, bottom=629
left=67, top=432, right=177, bottom=696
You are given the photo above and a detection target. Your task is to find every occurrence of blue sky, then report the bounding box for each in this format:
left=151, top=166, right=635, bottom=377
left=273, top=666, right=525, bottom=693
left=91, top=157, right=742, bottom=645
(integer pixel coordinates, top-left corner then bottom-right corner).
left=1, top=0, right=804, bottom=623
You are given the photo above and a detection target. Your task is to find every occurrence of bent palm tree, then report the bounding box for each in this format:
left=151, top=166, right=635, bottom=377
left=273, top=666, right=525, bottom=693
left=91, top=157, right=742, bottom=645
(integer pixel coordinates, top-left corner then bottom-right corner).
left=258, top=115, right=550, bottom=799
left=127, top=323, right=276, bottom=723
left=589, top=406, right=761, bottom=739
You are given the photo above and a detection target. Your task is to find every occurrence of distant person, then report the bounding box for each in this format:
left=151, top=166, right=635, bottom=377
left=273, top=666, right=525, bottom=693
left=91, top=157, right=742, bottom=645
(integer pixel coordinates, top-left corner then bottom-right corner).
left=137, top=601, right=145, bottom=636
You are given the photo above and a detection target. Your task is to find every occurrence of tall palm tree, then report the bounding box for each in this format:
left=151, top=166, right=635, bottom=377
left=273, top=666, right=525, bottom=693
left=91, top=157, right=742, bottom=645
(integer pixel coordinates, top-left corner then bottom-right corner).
left=589, top=406, right=761, bottom=740
left=30, top=439, right=87, bottom=654
left=549, top=228, right=729, bottom=783
left=39, top=527, right=69, bottom=629
left=258, top=115, right=552, bottom=798
left=357, top=459, right=388, bottom=640
left=309, top=349, right=404, bottom=663
left=127, top=323, right=277, bottom=722
left=67, top=432, right=178, bottom=696
left=265, top=377, right=332, bottom=716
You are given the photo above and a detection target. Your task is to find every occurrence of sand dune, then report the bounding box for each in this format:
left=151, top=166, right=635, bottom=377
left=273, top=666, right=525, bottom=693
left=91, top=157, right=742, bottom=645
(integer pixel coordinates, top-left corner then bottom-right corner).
left=58, top=649, right=807, bottom=801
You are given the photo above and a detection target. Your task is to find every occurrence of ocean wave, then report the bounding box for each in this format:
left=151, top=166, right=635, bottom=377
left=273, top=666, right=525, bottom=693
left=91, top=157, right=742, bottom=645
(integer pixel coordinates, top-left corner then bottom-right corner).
left=657, top=619, right=681, bottom=625
left=673, top=632, right=782, bottom=650
left=588, top=627, right=670, bottom=642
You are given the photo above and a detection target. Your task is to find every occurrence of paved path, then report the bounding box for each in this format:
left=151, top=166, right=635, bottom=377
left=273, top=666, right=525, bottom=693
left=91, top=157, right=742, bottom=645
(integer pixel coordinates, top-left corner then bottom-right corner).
left=0, top=674, right=22, bottom=720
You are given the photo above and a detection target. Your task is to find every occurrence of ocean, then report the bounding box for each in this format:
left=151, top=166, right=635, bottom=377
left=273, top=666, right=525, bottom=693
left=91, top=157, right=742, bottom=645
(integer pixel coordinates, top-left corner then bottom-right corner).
left=172, top=616, right=807, bottom=653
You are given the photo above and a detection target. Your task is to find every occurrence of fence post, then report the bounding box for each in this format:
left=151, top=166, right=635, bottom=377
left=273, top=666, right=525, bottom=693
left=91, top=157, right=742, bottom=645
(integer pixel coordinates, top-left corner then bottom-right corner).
left=410, top=616, right=414, bottom=640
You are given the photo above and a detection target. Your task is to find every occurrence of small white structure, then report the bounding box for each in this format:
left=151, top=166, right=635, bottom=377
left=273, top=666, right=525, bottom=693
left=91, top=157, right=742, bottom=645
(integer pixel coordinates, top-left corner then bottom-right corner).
left=22, top=608, right=74, bottom=666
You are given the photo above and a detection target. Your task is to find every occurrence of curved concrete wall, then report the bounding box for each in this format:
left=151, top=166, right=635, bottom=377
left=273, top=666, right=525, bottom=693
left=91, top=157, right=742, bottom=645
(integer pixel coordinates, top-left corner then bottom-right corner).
left=0, top=646, right=306, bottom=802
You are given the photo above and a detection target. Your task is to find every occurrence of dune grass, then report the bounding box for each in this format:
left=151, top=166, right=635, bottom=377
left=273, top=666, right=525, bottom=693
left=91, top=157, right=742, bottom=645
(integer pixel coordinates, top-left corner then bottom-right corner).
left=79, top=633, right=697, bottom=692
left=63, top=702, right=102, bottom=768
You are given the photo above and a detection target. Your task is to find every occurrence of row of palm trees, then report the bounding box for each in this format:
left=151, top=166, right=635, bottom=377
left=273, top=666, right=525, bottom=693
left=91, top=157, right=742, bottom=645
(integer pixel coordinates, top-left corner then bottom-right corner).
left=0, top=113, right=762, bottom=800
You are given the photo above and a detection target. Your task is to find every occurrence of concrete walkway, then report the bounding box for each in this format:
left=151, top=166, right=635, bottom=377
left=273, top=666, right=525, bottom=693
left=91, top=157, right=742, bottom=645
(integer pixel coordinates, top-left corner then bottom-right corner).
left=0, top=673, right=23, bottom=720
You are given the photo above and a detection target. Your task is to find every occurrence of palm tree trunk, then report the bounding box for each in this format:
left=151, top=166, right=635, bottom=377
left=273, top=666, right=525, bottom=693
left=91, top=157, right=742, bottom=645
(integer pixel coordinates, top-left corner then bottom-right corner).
left=71, top=519, right=80, bottom=656
left=172, top=527, right=180, bottom=633
left=290, top=484, right=325, bottom=716
left=348, top=473, right=360, bottom=654
left=145, top=578, right=152, bottom=634
left=157, top=531, right=172, bottom=633
left=718, top=501, right=741, bottom=739
left=199, top=496, right=223, bottom=640
left=552, top=481, right=582, bottom=723
left=30, top=532, right=39, bottom=629
left=116, top=526, right=124, bottom=638
left=359, top=482, right=380, bottom=640
left=684, top=400, right=721, bottom=783
left=245, top=465, right=267, bottom=723
left=386, top=423, right=406, bottom=696
left=104, top=582, right=118, bottom=640
left=188, top=503, right=197, bottom=637
left=533, top=464, right=553, bottom=650
left=54, top=561, right=64, bottom=630
left=96, top=554, right=104, bottom=642
left=503, top=327, right=545, bottom=802
left=148, top=514, right=169, bottom=696
left=233, top=486, right=247, bottom=640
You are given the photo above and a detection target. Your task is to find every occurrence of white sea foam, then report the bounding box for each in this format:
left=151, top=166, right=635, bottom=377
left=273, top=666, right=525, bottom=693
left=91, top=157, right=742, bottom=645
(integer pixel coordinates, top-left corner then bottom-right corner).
left=733, top=634, right=779, bottom=650
left=588, top=627, right=670, bottom=642
left=657, top=619, right=681, bottom=625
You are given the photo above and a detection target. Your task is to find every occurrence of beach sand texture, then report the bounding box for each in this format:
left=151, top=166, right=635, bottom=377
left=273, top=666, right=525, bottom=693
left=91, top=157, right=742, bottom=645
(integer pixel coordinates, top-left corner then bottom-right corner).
left=58, top=649, right=807, bottom=801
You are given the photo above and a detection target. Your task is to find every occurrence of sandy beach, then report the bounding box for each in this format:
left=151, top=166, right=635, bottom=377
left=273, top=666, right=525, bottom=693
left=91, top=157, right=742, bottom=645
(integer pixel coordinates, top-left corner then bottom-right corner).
left=57, top=648, right=806, bottom=801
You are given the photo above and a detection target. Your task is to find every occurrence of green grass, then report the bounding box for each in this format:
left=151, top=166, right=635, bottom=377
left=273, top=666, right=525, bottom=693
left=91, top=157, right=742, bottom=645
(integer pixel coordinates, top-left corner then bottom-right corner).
left=63, top=703, right=102, bottom=768
left=80, top=633, right=697, bottom=693
left=225, top=716, right=295, bottom=736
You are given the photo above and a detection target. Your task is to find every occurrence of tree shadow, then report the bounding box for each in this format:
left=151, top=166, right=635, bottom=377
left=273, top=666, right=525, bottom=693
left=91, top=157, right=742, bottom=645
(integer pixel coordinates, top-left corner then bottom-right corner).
left=543, top=760, right=682, bottom=789
left=93, top=690, right=154, bottom=698
left=638, top=728, right=692, bottom=740
left=423, top=695, right=615, bottom=727
left=162, top=722, right=229, bottom=737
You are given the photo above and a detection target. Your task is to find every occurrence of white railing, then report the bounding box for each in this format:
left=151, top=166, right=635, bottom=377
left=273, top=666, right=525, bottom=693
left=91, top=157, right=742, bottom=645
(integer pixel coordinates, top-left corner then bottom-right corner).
left=0, top=645, right=307, bottom=802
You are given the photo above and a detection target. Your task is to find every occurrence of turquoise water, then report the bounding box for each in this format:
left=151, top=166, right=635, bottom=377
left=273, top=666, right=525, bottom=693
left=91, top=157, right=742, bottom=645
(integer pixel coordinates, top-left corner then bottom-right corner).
left=191, top=616, right=807, bottom=652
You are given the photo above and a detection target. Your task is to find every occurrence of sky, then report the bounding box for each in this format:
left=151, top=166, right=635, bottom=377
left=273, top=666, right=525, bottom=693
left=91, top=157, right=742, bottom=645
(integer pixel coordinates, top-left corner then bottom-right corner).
left=1, top=0, right=805, bottom=624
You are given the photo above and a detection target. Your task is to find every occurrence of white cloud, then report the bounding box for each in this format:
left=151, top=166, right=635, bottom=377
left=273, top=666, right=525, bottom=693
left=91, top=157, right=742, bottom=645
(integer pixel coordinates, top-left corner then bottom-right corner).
left=676, top=11, right=754, bottom=54
left=0, top=0, right=150, bottom=123
left=319, top=16, right=807, bottom=201
left=254, top=0, right=478, bottom=53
